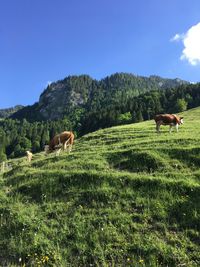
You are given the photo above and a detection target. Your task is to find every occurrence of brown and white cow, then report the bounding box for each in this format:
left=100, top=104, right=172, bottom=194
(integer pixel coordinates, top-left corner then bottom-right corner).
left=154, top=114, right=184, bottom=133
left=45, top=131, right=74, bottom=154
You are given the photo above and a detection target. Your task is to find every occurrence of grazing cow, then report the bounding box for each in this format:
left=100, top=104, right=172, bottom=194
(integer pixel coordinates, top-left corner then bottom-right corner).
left=155, top=114, right=184, bottom=133
left=26, top=151, right=33, bottom=162
left=45, top=131, right=74, bottom=154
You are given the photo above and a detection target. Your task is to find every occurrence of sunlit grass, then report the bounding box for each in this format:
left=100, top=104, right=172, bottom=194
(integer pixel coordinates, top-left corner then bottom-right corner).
left=0, top=107, right=200, bottom=266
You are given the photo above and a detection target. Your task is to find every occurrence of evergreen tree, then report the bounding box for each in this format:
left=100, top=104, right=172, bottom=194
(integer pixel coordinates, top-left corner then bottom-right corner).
left=176, top=98, right=188, bottom=112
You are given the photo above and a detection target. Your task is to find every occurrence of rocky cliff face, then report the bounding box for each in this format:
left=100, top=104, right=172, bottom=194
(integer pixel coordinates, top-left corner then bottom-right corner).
left=37, top=75, right=94, bottom=120
left=38, top=81, right=69, bottom=120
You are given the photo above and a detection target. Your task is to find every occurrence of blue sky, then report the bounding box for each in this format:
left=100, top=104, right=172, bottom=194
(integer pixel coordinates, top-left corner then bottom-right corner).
left=1, top=0, right=200, bottom=108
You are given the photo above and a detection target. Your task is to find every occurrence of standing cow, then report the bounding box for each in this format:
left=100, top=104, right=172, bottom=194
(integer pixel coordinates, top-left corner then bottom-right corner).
left=45, top=131, right=74, bottom=154
left=155, top=114, right=184, bottom=133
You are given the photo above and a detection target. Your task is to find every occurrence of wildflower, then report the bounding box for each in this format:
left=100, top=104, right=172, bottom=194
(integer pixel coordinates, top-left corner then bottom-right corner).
left=139, top=259, right=144, bottom=263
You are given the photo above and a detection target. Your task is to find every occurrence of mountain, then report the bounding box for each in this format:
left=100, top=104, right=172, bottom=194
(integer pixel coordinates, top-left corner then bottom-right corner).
left=0, top=105, right=23, bottom=119
left=11, top=73, right=189, bottom=121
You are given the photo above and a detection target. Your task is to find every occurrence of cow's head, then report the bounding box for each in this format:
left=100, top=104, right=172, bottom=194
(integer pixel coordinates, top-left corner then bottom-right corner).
left=179, top=117, right=184, bottom=124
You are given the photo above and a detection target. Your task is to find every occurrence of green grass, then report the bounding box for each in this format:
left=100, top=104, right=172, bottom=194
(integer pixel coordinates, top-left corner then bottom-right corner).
left=0, top=107, right=200, bottom=266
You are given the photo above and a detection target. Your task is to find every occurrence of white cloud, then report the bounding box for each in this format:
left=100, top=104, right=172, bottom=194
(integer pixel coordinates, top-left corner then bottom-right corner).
left=172, top=22, right=200, bottom=66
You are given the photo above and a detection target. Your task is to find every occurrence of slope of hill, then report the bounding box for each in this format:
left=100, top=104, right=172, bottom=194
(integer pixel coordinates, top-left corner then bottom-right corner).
left=11, top=73, right=189, bottom=121
left=0, top=107, right=200, bottom=266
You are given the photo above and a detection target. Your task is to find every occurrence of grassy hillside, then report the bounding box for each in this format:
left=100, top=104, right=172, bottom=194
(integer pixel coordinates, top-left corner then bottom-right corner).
left=0, top=108, right=200, bottom=266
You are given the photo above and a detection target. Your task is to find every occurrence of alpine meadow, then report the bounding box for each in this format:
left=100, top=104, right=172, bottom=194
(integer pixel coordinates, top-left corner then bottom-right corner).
left=1, top=1, right=200, bottom=266
left=0, top=107, right=200, bottom=266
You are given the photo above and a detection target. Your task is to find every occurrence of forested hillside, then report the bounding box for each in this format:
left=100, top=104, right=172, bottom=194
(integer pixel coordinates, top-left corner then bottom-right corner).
left=11, top=73, right=188, bottom=122
left=0, top=107, right=200, bottom=266
left=1, top=80, right=200, bottom=161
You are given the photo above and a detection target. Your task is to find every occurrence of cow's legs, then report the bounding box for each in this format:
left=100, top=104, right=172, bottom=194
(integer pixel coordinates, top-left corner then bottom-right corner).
left=68, top=144, right=72, bottom=152
left=169, top=124, right=178, bottom=133
left=156, top=121, right=162, bottom=133
left=63, top=141, right=68, bottom=151
left=63, top=142, right=72, bottom=153
left=66, top=144, right=72, bottom=153
left=58, top=136, right=62, bottom=146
